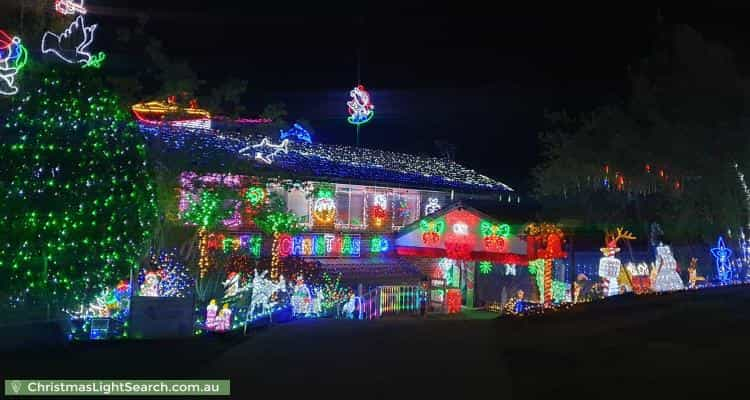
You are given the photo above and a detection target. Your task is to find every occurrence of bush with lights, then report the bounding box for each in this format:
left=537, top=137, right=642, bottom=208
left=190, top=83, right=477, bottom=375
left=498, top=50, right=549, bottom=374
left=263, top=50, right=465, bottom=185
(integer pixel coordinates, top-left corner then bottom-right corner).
left=0, top=65, right=157, bottom=318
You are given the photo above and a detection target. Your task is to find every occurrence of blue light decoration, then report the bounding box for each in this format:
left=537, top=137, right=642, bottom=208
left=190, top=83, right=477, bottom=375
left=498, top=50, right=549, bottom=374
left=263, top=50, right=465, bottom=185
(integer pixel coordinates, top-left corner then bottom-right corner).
left=347, top=84, right=375, bottom=125
left=280, top=123, right=313, bottom=144
left=711, top=236, right=733, bottom=284
left=137, top=250, right=195, bottom=298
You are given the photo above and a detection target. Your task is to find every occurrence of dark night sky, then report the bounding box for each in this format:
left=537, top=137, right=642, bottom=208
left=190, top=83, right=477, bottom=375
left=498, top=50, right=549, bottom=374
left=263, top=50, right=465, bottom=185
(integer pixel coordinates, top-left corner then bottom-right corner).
left=88, top=2, right=750, bottom=192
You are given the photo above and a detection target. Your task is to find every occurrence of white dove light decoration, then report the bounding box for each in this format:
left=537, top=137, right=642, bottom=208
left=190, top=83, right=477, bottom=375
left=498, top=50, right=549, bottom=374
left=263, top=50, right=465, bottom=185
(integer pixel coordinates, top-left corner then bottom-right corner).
left=239, top=138, right=290, bottom=165
left=42, top=15, right=106, bottom=68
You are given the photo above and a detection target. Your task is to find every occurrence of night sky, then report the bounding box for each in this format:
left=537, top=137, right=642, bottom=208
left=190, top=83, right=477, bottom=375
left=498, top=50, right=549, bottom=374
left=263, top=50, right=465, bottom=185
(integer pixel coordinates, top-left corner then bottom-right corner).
left=89, top=2, right=750, bottom=191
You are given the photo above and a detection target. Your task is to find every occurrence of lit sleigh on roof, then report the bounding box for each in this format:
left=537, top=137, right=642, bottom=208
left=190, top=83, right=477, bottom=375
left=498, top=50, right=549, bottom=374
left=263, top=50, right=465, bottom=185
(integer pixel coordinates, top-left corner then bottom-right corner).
left=131, top=96, right=212, bottom=130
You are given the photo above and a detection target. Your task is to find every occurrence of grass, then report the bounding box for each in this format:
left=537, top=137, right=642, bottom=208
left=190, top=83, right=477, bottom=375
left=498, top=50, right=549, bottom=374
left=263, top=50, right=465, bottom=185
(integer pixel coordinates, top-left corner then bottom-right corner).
left=1, top=285, right=748, bottom=397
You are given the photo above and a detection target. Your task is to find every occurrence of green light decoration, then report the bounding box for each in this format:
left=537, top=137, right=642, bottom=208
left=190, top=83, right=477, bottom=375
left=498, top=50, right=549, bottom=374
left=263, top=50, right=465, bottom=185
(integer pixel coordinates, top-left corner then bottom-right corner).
left=12, top=44, right=29, bottom=72
left=222, top=237, right=235, bottom=253
left=181, top=189, right=233, bottom=229
left=480, top=221, right=511, bottom=237
left=319, top=272, right=349, bottom=312
left=316, top=187, right=334, bottom=199
left=255, top=211, right=299, bottom=235
left=255, top=193, right=302, bottom=280
left=552, top=281, right=568, bottom=303
left=82, top=52, right=106, bottom=69
left=248, top=236, right=262, bottom=258
left=0, top=66, right=157, bottom=313
left=478, top=261, right=493, bottom=274
left=527, top=259, right=546, bottom=301
left=419, top=218, right=446, bottom=234
left=315, top=237, right=326, bottom=256
left=244, top=186, right=265, bottom=207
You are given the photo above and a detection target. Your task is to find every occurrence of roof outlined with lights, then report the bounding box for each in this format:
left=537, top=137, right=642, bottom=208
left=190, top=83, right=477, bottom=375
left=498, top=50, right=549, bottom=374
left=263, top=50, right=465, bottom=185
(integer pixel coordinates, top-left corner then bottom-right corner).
left=140, top=124, right=514, bottom=193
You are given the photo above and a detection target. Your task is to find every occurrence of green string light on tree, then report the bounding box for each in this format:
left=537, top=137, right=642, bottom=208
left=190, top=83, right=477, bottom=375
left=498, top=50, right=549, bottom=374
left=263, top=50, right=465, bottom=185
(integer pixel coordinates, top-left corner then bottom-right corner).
left=0, top=66, right=157, bottom=313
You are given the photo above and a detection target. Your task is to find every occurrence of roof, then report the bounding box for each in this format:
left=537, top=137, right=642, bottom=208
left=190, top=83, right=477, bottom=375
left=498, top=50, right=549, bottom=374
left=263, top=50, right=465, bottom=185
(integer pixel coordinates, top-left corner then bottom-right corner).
left=140, top=124, right=513, bottom=193
left=394, top=201, right=529, bottom=264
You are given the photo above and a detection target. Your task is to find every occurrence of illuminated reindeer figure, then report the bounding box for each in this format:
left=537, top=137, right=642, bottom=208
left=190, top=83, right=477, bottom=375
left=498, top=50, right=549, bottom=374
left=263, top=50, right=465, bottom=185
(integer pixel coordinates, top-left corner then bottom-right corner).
left=598, top=227, right=636, bottom=297
left=245, top=270, right=287, bottom=324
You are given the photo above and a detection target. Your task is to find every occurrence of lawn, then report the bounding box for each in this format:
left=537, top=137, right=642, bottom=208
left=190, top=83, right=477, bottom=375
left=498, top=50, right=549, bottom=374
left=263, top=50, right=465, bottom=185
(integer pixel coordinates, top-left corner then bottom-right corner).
left=2, top=285, right=748, bottom=397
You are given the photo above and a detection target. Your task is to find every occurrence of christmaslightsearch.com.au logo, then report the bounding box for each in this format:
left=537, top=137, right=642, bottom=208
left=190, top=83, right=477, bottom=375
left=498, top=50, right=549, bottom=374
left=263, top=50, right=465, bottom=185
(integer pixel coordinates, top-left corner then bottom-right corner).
left=4, top=379, right=230, bottom=396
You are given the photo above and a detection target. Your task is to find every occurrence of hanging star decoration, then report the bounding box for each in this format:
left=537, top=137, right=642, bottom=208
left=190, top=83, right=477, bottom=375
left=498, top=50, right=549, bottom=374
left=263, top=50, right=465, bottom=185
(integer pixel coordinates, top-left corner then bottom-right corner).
left=240, top=138, right=290, bottom=165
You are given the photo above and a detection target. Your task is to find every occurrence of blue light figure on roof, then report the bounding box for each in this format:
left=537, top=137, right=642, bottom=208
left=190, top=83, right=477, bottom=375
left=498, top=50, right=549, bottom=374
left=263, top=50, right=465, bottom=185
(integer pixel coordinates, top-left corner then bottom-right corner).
left=280, top=123, right=313, bottom=144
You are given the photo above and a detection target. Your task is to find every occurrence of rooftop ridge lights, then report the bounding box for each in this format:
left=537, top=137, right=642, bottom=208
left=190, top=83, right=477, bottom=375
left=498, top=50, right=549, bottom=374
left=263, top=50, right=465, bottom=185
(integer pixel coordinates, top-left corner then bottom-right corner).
left=239, top=138, right=290, bottom=165
left=55, top=0, right=87, bottom=15
left=42, top=15, right=105, bottom=67
left=0, top=30, right=27, bottom=96
left=140, top=126, right=514, bottom=191
left=347, top=85, right=375, bottom=125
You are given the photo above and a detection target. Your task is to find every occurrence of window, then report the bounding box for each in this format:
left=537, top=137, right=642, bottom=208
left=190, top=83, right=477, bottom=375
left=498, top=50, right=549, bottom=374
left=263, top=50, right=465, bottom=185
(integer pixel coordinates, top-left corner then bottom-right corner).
left=392, top=190, right=420, bottom=228
left=286, top=188, right=310, bottom=225
left=334, top=184, right=366, bottom=230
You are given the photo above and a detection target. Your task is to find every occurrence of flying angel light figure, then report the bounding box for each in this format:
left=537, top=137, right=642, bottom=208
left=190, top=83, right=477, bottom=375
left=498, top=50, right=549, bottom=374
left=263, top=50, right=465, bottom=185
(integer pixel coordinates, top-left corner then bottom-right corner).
left=42, top=15, right=105, bottom=68
left=0, top=30, right=27, bottom=96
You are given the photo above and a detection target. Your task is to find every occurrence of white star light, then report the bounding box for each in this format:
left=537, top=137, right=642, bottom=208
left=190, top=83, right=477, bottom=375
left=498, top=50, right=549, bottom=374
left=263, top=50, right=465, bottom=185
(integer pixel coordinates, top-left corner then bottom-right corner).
left=240, top=138, right=289, bottom=165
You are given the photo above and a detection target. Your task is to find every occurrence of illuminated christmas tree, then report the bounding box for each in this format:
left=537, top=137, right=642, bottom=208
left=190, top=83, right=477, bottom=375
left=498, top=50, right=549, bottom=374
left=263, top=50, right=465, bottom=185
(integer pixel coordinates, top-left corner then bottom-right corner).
left=652, top=243, right=684, bottom=292
left=0, top=66, right=157, bottom=312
